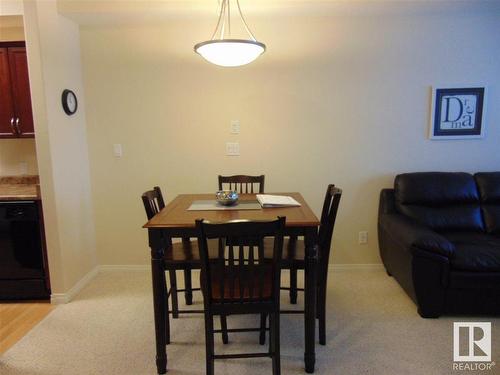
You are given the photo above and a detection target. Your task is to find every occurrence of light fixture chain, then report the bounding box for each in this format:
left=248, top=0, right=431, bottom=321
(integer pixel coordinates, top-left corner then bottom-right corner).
left=220, top=0, right=227, bottom=39
left=227, top=0, right=231, bottom=37
left=210, top=0, right=256, bottom=41
left=210, top=0, right=226, bottom=40
left=236, top=0, right=257, bottom=41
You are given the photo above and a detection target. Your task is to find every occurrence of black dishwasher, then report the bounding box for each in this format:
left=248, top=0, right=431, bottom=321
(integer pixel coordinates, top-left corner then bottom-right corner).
left=0, top=201, right=50, bottom=299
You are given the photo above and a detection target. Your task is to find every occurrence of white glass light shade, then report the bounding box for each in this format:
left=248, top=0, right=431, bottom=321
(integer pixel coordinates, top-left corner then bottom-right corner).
left=194, top=39, right=266, bottom=67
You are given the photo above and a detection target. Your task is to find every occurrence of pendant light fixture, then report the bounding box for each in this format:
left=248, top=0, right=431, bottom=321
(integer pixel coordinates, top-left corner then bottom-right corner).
left=194, top=0, right=266, bottom=67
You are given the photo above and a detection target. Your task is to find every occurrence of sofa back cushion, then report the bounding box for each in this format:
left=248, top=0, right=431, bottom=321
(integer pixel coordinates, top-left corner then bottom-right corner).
left=475, top=172, right=500, bottom=234
left=394, top=172, right=484, bottom=232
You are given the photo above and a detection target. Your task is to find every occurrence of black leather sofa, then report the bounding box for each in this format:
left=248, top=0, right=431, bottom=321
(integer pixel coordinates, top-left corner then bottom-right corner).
left=378, top=172, right=500, bottom=318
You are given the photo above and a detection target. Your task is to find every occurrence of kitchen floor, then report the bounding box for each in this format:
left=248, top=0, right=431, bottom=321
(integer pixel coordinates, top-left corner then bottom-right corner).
left=0, top=302, right=54, bottom=354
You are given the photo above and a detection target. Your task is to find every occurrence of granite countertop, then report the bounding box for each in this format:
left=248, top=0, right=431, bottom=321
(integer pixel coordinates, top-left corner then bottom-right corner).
left=0, top=175, right=41, bottom=201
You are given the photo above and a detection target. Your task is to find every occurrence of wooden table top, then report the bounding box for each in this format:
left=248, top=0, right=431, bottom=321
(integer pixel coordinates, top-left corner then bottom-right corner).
left=144, top=193, right=319, bottom=228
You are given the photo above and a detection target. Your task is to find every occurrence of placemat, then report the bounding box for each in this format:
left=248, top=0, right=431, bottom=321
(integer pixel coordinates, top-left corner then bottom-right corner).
left=187, top=200, right=262, bottom=211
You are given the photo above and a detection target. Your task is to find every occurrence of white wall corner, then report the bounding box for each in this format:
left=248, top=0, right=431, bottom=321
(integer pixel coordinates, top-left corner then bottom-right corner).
left=50, top=266, right=99, bottom=304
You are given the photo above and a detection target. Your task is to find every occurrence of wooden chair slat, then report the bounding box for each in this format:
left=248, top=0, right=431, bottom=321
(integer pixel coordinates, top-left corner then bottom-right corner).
left=248, top=245, right=255, bottom=298
left=229, top=244, right=235, bottom=299
left=218, top=175, right=265, bottom=194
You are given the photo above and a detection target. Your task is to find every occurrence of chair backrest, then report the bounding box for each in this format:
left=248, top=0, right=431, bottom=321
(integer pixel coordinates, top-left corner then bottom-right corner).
left=317, top=185, right=342, bottom=278
left=141, top=186, right=165, bottom=220
left=218, top=175, right=265, bottom=194
left=196, top=217, right=285, bottom=308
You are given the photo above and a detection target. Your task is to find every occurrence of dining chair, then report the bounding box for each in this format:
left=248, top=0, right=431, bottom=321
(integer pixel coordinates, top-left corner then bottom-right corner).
left=218, top=174, right=266, bottom=343
left=196, top=217, right=285, bottom=375
left=142, top=186, right=206, bottom=336
left=270, top=184, right=342, bottom=345
left=218, top=175, right=265, bottom=194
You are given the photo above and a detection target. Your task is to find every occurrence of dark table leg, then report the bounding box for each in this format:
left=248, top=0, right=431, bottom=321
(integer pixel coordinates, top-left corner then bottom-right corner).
left=182, top=238, right=193, bottom=305
left=184, top=269, right=193, bottom=305
left=149, top=229, right=168, bottom=374
left=304, top=227, right=319, bottom=373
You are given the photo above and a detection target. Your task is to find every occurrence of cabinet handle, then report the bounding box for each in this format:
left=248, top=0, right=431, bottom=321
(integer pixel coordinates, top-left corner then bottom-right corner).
left=10, top=117, right=17, bottom=135
left=15, top=118, right=21, bottom=135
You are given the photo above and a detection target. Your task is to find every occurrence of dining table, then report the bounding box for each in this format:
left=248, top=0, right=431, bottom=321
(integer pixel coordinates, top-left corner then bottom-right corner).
left=143, top=192, right=320, bottom=374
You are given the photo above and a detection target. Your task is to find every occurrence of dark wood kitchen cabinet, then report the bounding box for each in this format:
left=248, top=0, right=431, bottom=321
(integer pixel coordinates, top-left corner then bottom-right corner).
left=0, top=42, right=34, bottom=138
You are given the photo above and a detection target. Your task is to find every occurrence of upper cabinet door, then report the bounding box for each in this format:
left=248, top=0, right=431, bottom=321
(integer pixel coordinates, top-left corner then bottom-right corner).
left=8, top=47, right=34, bottom=137
left=0, top=48, right=16, bottom=138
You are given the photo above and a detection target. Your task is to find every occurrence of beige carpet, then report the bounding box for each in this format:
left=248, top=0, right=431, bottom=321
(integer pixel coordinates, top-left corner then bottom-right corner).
left=1, top=269, right=499, bottom=375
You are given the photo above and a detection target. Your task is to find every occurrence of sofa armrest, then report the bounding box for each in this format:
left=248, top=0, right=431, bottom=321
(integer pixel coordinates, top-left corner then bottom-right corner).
left=379, top=189, right=397, bottom=214
left=379, top=213, right=455, bottom=258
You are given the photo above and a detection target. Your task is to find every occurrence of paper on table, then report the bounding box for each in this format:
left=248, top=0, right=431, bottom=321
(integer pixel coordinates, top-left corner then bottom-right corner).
left=256, top=194, right=301, bottom=208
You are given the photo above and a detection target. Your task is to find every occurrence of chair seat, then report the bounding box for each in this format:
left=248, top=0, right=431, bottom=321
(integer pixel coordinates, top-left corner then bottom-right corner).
left=165, top=237, right=304, bottom=267
left=443, top=232, right=500, bottom=272
left=264, top=237, right=305, bottom=268
left=207, top=265, right=273, bottom=301
left=164, top=239, right=218, bottom=265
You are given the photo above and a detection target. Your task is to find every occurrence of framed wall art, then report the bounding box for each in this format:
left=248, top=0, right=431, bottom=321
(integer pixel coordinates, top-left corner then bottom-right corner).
left=429, top=86, right=487, bottom=140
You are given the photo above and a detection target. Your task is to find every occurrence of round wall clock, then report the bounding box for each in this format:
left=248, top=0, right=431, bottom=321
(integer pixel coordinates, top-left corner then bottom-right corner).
left=61, top=89, right=78, bottom=115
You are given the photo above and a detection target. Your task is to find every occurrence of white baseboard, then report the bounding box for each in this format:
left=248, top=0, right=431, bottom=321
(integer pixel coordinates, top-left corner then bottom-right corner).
left=49, top=263, right=383, bottom=304
left=50, top=266, right=99, bottom=304
left=97, top=264, right=384, bottom=272
left=99, top=265, right=149, bottom=271
left=330, top=263, right=384, bottom=271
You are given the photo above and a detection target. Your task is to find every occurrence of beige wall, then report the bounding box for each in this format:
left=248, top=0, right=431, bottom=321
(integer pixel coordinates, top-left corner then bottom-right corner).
left=23, top=0, right=97, bottom=295
left=0, top=15, right=24, bottom=41
left=0, top=25, right=24, bottom=40
left=80, top=3, right=500, bottom=266
left=0, top=139, right=38, bottom=174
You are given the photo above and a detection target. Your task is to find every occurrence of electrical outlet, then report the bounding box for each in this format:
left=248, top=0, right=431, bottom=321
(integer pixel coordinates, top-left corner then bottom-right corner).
left=226, top=142, right=240, bottom=156
left=358, top=231, right=368, bottom=245
left=230, top=120, right=240, bottom=134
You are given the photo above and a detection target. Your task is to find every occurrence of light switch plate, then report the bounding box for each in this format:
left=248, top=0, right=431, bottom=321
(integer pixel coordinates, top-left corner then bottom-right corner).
left=226, top=142, right=240, bottom=156
left=358, top=231, right=368, bottom=245
left=230, top=120, right=240, bottom=134
left=113, top=144, right=123, bottom=158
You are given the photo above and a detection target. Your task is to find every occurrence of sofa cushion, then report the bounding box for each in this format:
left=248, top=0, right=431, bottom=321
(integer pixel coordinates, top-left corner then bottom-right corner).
left=475, top=172, right=500, bottom=203
left=394, top=172, right=484, bottom=232
left=396, top=205, right=484, bottom=232
left=444, top=232, right=500, bottom=272
left=475, top=172, right=500, bottom=234
left=481, top=207, right=500, bottom=235
left=395, top=172, right=479, bottom=205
